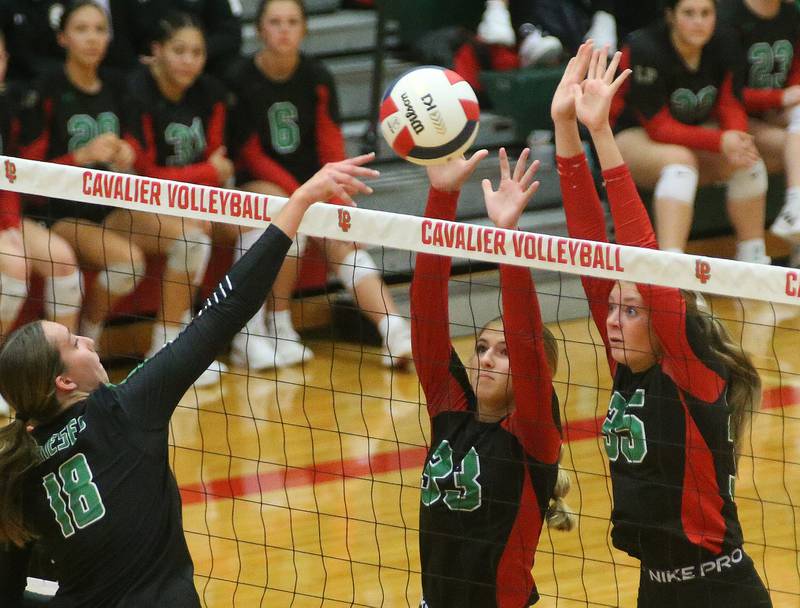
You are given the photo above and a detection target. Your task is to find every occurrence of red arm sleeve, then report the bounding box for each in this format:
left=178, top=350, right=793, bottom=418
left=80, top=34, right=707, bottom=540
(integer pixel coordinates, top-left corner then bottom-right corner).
left=315, top=83, right=346, bottom=165
left=500, top=264, right=561, bottom=464
left=204, top=101, right=227, bottom=157
left=557, top=153, right=615, bottom=373
left=603, top=164, right=725, bottom=402
left=410, top=187, right=471, bottom=418
left=640, top=106, right=724, bottom=152
left=714, top=72, right=749, bottom=132
left=743, top=88, right=784, bottom=113
left=238, top=134, right=301, bottom=194
left=132, top=113, right=220, bottom=186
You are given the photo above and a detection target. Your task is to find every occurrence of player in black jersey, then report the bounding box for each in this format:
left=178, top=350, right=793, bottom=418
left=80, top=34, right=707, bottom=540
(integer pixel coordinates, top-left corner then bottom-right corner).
left=0, top=152, right=379, bottom=608
left=718, top=0, right=800, bottom=258
left=221, top=0, right=412, bottom=371
left=118, top=11, right=234, bottom=387
left=412, top=149, right=575, bottom=608
left=611, top=0, right=770, bottom=263
left=18, top=1, right=139, bottom=360
left=555, top=42, right=771, bottom=607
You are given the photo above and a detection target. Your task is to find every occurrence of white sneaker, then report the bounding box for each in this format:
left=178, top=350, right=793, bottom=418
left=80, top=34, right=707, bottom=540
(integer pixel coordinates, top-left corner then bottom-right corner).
left=477, top=0, right=516, bottom=46
left=518, top=26, right=563, bottom=68
left=0, top=393, right=10, bottom=417
left=193, top=360, right=229, bottom=388
left=229, top=325, right=312, bottom=370
left=735, top=239, right=771, bottom=265
left=770, top=199, right=800, bottom=243
left=584, top=10, right=617, bottom=55
left=380, top=316, right=412, bottom=369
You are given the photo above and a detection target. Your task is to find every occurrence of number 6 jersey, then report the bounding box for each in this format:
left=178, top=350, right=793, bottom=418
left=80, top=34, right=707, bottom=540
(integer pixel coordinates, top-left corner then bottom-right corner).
left=410, top=187, right=562, bottom=608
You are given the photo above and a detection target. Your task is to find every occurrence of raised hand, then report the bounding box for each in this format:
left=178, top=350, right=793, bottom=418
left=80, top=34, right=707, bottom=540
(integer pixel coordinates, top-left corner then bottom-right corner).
left=550, top=41, right=593, bottom=124
left=293, top=152, right=379, bottom=207
left=426, top=149, right=489, bottom=193
left=481, top=148, right=540, bottom=230
left=573, top=48, right=630, bottom=133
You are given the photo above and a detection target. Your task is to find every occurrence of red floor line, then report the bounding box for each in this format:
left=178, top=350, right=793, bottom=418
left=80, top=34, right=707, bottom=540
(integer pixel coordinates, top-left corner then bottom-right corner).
left=179, top=385, right=797, bottom=505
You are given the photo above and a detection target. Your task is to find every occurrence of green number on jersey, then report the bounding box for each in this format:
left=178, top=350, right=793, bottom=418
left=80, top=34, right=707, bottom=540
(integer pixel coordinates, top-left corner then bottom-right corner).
left=602, top=389, right=648, bottom=464
left=42, top=453, right=106, bottom=538
left=267, top=101, right=301, bottom=154
left=165, top=117, right=206, bottom=166
left=749, top=40, right=794, bottom=88
left=421, top=441, right=483, bottom=511
left=669, top=86, right=717, bottom=123
left=67, top=112, right=120, bottom=152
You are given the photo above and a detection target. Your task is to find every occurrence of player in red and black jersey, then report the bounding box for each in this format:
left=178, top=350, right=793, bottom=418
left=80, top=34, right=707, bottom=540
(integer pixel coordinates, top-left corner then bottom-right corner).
left=0, top=154, right=378, bottom=608
left=17, top=1, right=141, bottom=356
left=555, top=42, right=771, bottom=607
left=412, top=149, right=574, bottom=608
left=610, top=0, right=770, bottom=263
left=718, top=0, right=800, bottom=256
left=120, top=11, right=233, bottom=387
left=0, top=31, right=80, bottom=422
left=220, top=0, right=411, bottom=371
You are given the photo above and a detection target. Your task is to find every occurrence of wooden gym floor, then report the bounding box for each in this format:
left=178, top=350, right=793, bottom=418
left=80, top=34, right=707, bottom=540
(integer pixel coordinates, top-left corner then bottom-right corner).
left=150, top=290, right=800, bottom=608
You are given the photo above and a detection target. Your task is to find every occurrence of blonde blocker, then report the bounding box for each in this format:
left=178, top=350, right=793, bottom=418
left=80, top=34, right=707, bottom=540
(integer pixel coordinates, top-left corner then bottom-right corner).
left=481, top=318, right=576, bottom=532
left=0, top=321, right=65, bottom=546
left=682, top=292, right=760, bottom=462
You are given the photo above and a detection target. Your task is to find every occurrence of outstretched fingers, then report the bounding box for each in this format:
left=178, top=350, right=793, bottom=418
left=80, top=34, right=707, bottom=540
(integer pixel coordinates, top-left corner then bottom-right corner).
left=512, top=148, right=530, bottom=182
left=610, top=67, right=632, bottom=95
left=519, top=158, right=541, bottom=192
left=499, top=147, right=511, bottom=182
left=605, top=50, right=621, bottom=84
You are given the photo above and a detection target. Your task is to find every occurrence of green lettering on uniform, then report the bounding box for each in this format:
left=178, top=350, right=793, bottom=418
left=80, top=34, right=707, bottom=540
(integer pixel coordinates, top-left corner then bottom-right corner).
left=165, top=117, right=206, bottom=166
left=421, top=440, right=453, bottom=506
left=67, top=112, right=120, bottom=152
left=669, top=86, right=717, bottom=123
left=602, top=389, right=648, bottom=464
left=267, top=101, right=301, bottom=154
left=42, top=453, right=106, bottom=538
left=421, top=441, right=483, bottom=511
left=749, top=40, right=794, bottom=89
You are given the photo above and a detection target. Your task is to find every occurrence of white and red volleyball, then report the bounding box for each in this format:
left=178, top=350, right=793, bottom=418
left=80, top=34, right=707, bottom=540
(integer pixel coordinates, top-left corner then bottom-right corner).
left=379, top=66, right=480, bottom=166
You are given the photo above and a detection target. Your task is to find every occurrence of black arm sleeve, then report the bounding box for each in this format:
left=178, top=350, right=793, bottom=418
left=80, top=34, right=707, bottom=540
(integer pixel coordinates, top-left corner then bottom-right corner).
left=0, top=543, right=30, bottom=607
left=110, top=223, right=292, bottom=429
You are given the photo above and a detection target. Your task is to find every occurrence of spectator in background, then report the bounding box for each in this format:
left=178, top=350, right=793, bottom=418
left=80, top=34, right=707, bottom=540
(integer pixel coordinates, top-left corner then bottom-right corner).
left=718, top=0, right=800, bottom=265
left=1, top=0, right=162, bottom=78
left=18, top=1, right=131, bottom=360
left=119, top=11, right=233, bottom=387
left=476, top=0, right=664, bottom=67
left=223, top=0, right=412, bottom=370
left=610, top=0, right=771, bottom=262
left=161, top=0, right=243, bottom=77
left=0, top=31, right=80, bottom=418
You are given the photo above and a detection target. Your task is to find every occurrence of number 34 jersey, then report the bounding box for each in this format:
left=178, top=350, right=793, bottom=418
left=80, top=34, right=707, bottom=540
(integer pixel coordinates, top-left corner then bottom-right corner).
left=605, top=315, right=745, bottom=570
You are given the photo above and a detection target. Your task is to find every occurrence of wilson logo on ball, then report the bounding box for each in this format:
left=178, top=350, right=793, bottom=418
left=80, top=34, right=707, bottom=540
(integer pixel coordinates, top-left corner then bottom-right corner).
left=380, top=66, right=480, bottom=166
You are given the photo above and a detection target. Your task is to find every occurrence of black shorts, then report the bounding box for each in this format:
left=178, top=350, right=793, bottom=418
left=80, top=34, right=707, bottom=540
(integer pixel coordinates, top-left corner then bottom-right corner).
left=24, top=197, right=115, bottom=228
left=637, top=550, right=772, bottom=608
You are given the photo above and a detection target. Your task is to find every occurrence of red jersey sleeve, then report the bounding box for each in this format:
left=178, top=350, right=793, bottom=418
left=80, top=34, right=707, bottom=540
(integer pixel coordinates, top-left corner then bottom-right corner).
left=640, top=107, right=724, bottom=152
left=557, top=153, right=615, bottom=373
left=204, top=101, right=227, bottom=158
left=315, top=83, right=346, bottom=166
left=130, top=113, right=220, bottom=186
left=411, top=187, right=471, bottom=418
left=603, top=164, right=726, bottom=402
left=237, top=134, right=301, bottom=195
left=500, top=264, right=561, bottom=464
left=714, top=72, right=749, bottom=132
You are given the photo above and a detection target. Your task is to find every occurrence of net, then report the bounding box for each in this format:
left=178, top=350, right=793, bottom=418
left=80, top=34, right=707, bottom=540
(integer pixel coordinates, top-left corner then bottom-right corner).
left=1, top=157, right=798, bottom=607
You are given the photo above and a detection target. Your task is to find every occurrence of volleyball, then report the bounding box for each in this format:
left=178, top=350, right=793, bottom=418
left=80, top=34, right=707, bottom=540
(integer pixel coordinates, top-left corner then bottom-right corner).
left=379, top=66, right=480, bottom=166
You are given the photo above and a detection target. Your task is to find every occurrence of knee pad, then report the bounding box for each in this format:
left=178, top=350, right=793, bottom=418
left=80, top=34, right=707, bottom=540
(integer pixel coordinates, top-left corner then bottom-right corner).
left=727, top=159, right=768, bottom=201
left=653, top=164, right=698, bottom=206
left=337, top=248, right=380, bottom=290
left=44, top=270, right=82, bottom=320
left=0, top=274, right=28, bottom=326
left=166, top=229, right=212, bottom=284
left=788, top=104, right=800, bottom=134
left=97, top=258, right=145, bottom=297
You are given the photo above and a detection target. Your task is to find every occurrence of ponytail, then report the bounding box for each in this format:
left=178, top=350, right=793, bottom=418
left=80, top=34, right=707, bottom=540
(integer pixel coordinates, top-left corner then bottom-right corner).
left=546, top=447, right=576, bottom=532
left=0, top=321, right=65, bottom=546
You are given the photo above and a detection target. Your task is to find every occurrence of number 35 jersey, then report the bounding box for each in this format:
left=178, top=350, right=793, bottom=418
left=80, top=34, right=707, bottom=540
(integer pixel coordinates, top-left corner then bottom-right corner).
left=606, top=315, right=745, bottom=570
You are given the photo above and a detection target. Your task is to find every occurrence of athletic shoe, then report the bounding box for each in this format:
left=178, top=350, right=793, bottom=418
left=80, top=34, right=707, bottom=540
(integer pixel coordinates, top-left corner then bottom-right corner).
left=770, top=198, right=800, bottom=243
left=230, top=325, right=312, bottom=370
left=477, top=0, right=516, bottom=46
left=584, top=10, right=617, bottom=55
left=518, top=26, right=563, bottom=68
left=193, top=360, right=229, bottom=388
left=735, top=240, right=771, bottom=265
left=381, top=316, right=412, bottom=369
